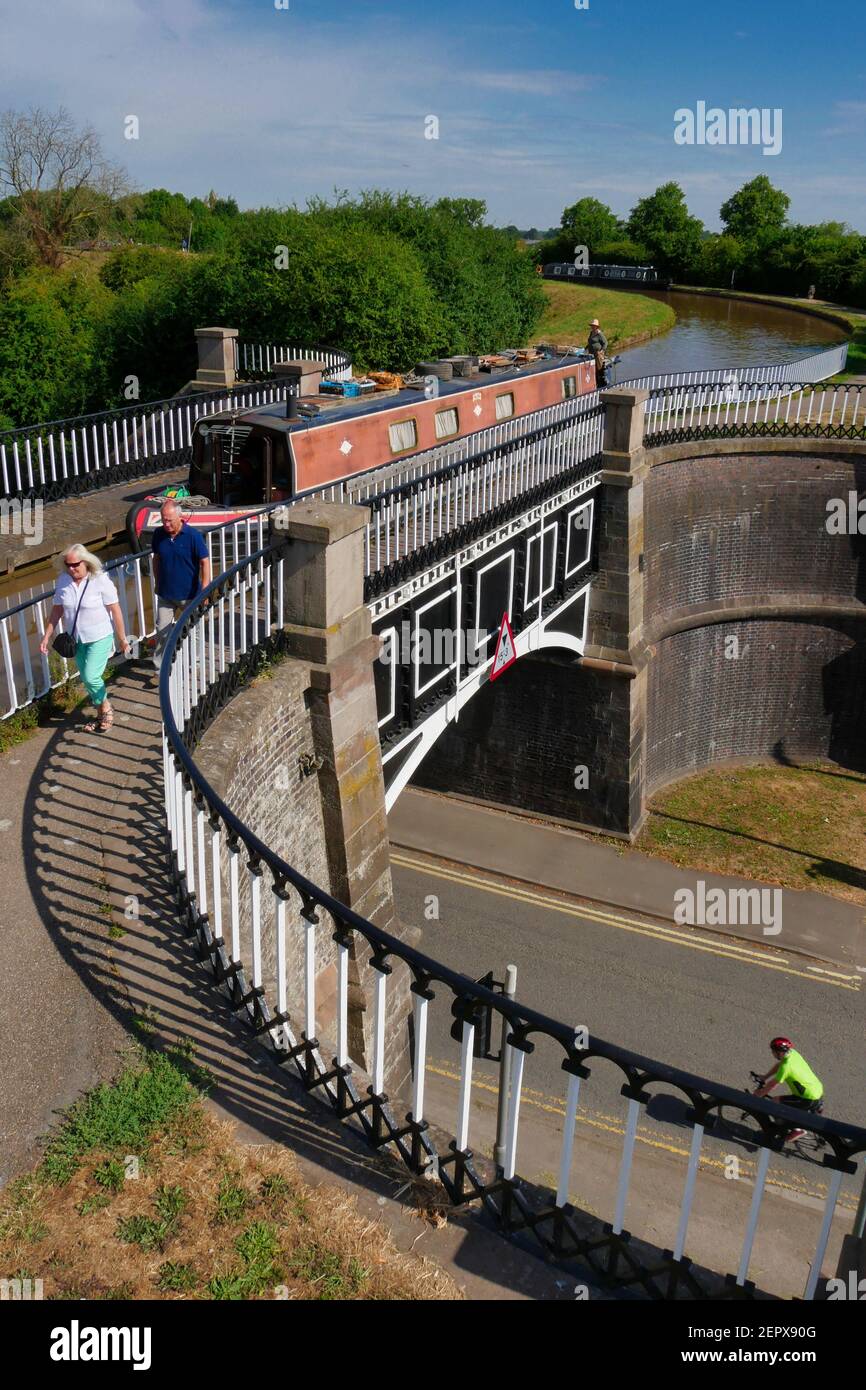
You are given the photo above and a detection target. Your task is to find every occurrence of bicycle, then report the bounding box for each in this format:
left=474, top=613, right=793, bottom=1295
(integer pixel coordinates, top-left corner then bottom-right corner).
left=713, top=1071, right=828, bottom=1162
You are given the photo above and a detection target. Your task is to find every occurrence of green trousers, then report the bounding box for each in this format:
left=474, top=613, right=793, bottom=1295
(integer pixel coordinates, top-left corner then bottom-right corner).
left=75, top=634, right=114, bottom=705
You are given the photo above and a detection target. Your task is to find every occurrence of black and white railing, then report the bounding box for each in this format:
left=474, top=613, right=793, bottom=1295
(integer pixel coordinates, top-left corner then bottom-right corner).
left=160, top=545, right=866, bottom=1300
left=236, top=341, right=352, bottom=382
left=361, top=402, right=605, bottom=582
left=0, top=382, right=291, bottom=504
left=644, top=381, right=866, bottom=446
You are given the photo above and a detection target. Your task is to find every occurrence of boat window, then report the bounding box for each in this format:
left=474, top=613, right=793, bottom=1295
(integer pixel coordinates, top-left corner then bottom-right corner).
left=562, top=375, right=577, bottom=399
left=495, top=392, right=515, bottom=421
left=389, top=418, right=418, bottom=453
left=434, top=407, right=459, bottom=440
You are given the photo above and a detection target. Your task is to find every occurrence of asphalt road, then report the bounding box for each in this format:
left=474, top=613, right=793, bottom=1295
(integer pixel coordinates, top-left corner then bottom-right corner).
left=391, top=849, right=865, bottom=1204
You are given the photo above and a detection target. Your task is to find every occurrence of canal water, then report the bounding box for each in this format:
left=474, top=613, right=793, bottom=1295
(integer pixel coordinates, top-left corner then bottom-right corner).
left=617, top=289, right=845, bottom=379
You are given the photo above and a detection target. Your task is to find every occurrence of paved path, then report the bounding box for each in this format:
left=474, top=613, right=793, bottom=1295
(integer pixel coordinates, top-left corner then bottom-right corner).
left=389, top=787, right=865, bottom=971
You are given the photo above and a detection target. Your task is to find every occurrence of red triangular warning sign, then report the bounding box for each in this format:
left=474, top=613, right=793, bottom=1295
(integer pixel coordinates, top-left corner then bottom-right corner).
left=489, top=612, right=516, bottom=682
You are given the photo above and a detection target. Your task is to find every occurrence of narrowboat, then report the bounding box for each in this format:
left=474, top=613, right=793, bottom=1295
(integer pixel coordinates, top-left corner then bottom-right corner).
left=127, top=348, right=597, bottom=547
left=542, top=262, right=671, bottom=290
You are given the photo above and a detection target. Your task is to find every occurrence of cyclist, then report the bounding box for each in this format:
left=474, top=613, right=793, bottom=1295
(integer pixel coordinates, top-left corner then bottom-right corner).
left=753, top=1037, right=824, bottom=1142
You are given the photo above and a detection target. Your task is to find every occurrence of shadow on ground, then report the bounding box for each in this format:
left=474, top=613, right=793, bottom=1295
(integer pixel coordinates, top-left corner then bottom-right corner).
left=19, top=664, right=779, bottom=1300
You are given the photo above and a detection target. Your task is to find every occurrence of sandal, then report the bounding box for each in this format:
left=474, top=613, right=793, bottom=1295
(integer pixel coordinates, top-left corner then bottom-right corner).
left=85, top=704, right=114, bottom=733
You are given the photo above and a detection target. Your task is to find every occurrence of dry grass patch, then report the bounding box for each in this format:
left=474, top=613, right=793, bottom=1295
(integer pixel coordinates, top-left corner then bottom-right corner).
left=0, top=1044, right=460, bottom=1302
left=638, top=761, right=866, bottom=904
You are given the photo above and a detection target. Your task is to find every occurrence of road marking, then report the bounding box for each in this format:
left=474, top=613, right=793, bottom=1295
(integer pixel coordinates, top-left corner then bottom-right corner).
left=391, top=851, right=861, bottom=990
left=427, top=1060, right=856, bottom=1211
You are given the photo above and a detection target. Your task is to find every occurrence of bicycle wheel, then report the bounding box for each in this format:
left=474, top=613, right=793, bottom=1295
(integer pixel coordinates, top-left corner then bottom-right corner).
left=713, top=1104, right=764, bottom=1149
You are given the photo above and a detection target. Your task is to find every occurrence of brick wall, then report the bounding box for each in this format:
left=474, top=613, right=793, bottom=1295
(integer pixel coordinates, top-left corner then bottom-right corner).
left=645, top=452, right=866, bottom=624
left=412, top=652, right=635, bottom=832
left=646, top=618, right=866, bottom=791
left=195, top=662, right=335, bottom=1021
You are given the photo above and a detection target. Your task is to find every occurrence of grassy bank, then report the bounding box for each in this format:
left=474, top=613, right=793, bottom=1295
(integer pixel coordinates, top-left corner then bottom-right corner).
left=637, top=761, right=866, bottom=906
left=0, top=1042, right=459, bottom=1301
left=529, top=281, right=676, bottom=352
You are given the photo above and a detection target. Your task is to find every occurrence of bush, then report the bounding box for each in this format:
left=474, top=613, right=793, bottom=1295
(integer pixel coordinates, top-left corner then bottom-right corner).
left=0, top=267, right=111, bottom=424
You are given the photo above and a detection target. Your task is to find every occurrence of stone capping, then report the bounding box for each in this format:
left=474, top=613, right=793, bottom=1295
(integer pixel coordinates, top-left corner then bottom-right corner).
left=271, top=501, right=370, bottom=544
left=645, top=436, right=866, bottom=468
left=645, top=597, right=866, bottom=647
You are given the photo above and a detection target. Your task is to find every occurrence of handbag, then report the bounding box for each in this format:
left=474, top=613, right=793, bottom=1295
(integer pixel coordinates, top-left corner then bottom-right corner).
left=53, top=578, right=90, bottom=659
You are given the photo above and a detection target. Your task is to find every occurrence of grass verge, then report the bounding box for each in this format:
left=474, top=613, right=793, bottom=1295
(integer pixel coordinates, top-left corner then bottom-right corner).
left=0, top=1042, right=459, bottom=1301
left=529, top=281, right=676, bottom=352
left=637, top=760, right=866, bottom=905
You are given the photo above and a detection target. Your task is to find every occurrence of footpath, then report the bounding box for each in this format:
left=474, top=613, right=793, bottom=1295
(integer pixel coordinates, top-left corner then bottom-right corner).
left=388, top=787, right=865, bottom=972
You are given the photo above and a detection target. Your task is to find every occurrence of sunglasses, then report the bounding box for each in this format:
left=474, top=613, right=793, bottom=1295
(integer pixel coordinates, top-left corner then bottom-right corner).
left=65, top=560, right=85, bottom=569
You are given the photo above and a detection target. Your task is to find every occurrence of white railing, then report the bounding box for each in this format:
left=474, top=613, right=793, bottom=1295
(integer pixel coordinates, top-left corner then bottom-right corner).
left=0, top=514, right=270, bottom=719
left=363, top=403, right=605, bottom=576
left=0, top=382, right=291, bottom=501
left=644, top=380, right=866, bottom=442
left=305, top=385, right=603, bottom=507
left=236, top=341, right=353, bottom=382
left=622, top=340, right=848, bottom=397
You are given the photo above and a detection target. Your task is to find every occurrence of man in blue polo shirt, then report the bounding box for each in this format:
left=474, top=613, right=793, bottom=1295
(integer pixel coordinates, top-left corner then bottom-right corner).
left=151, top=499, right=211, bottom=671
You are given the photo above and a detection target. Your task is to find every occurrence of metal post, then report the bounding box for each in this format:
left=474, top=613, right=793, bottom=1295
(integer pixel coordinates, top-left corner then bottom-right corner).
left=494, top=963, right=517, bottom=1172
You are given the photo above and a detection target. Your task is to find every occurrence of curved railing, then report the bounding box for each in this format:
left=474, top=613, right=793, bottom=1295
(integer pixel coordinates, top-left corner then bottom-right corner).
left=159, top=544, right=866, bottom=1300
left=644, top=380, right=866, bottom=446
left=236, top=341, right=352, bottom=383
left=621, top=340, right=849, bottom=393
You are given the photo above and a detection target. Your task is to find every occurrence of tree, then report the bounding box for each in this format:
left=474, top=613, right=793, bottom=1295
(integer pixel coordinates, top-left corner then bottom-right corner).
left=720, top=176, right=790, bottom=243
left=560, top=197, right=621, bottom=252
left=626, top=182, right=704, bottom=276
left=0, top=107, right=127, bottom=267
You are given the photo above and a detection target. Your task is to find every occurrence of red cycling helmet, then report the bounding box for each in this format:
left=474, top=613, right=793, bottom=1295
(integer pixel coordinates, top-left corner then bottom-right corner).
left=771, top=1036, right=793, bottom=1054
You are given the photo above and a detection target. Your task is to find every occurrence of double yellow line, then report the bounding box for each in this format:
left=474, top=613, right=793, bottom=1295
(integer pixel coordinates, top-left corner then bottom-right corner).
left=390, top=850, right=861, bottom=990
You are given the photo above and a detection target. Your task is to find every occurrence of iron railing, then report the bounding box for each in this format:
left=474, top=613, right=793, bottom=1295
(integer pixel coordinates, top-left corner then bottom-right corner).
left=644, top=381, right=866, bottom=446
left=361, top=402, right=605, bottom=581
left=621, top=340, right=848, bottom=396
left=236, top=341, right=352, bottom=382
left=0, top=382, right=291, bottom=504
left=159, top=544, right=866, bottom=1300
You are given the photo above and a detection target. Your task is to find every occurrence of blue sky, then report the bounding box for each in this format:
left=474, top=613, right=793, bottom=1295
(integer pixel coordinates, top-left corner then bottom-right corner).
left=2, top=0, right=865, bottom=231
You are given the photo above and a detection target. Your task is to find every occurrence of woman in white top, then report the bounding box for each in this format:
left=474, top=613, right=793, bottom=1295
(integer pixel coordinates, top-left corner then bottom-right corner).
left=40, top=543, right=132, bottom=732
